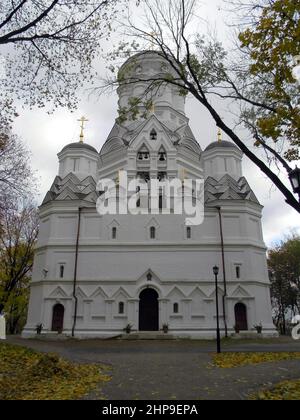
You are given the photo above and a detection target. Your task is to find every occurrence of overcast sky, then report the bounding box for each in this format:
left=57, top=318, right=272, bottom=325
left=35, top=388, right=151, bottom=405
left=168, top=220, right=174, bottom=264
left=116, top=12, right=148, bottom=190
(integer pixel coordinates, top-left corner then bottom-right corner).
left=11, top=0, right=300, bottom=247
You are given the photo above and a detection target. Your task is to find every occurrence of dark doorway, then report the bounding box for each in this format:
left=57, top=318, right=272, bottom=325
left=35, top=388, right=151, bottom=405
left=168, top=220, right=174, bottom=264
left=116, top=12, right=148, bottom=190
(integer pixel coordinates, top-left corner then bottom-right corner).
left=139, top=288, right=159, bottom=331
left=234, top=303, right=248, bottom=331
left=52, top=303, right=64, bottom=332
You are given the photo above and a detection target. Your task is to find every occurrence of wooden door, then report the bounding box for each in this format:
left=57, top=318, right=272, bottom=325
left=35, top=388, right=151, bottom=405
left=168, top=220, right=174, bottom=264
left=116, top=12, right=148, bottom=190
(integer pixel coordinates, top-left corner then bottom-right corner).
left=235, top=303, right=248, bottom=331
left=52, top=304, right=64, bottom=332
left=139, top=289, right=159, bottom=331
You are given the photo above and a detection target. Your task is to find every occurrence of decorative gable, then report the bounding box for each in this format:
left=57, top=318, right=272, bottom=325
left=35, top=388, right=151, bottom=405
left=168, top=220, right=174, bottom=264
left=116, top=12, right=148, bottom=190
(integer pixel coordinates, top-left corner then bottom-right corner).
left=42, top=172, right=97, bottom=205
left=231, top=285, right=251, bottom=298
left=128, top=115, right=177, bottom=152
left=49, top=286, right=68, bottom=299
left=204, top=174, right=261, bottom=205
left=166, top=286, right=186, bottom=299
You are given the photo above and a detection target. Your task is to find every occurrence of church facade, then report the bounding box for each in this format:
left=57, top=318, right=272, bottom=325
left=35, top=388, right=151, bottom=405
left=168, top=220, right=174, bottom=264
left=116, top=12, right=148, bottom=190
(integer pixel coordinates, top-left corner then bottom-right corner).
left=23, top=52, right=276, bottom=339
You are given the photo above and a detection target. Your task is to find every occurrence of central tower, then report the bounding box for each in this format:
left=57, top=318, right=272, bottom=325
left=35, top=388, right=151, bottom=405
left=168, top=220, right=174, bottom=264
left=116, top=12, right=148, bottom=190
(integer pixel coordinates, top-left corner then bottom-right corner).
left=100, top=51, right=203, bottom=186
left=117, top=51, right=187, bottom=130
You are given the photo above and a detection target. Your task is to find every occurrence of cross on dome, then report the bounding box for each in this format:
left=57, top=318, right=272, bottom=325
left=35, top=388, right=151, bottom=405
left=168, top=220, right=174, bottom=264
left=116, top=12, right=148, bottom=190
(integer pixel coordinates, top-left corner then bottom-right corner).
left=77, top=116, right=89, bottom=143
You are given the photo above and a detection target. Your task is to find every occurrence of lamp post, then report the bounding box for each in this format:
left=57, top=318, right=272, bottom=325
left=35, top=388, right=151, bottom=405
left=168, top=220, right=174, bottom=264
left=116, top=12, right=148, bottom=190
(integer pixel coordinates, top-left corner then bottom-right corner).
left=289, top=166, right=300, bottom=202
left=213, top=266, right=221, bottom=354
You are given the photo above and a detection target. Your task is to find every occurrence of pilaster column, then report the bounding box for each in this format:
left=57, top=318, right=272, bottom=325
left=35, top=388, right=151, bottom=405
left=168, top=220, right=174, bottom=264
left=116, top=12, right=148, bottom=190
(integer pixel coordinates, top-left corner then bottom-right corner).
left=182, top=299, right=192, bottom=323
left=158, top=298, right=169, bottom=326
left=105, top=299, right=114, bottom=325
left=128, top=299, right=139, bottom=330
left=83, top=299, right=93, bottom=325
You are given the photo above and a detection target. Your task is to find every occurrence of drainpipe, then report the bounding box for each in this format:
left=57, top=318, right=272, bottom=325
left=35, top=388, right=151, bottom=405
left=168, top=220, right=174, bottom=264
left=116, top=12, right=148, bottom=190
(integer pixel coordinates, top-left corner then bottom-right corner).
left=215, top=206, right=228, bottom=338
left=72, top=207, right=82, bottom=337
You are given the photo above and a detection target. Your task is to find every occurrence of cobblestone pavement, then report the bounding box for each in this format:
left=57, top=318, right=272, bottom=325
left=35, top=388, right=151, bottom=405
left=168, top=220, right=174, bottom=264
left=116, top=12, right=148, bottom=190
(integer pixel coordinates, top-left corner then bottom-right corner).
left=6, top=336, right=300, bottom=400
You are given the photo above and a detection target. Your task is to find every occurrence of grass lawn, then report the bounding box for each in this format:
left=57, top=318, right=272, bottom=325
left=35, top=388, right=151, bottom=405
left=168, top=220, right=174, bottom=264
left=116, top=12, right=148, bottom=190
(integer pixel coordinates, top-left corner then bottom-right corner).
left=0, top=342, right=110, bottom=400
left=212, top=352, right=300, bottom=368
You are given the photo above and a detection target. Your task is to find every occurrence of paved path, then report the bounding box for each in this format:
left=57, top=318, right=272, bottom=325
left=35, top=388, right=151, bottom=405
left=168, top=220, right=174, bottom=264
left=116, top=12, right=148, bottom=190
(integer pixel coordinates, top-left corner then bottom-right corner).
left=6, top=336, right=300, bottom=400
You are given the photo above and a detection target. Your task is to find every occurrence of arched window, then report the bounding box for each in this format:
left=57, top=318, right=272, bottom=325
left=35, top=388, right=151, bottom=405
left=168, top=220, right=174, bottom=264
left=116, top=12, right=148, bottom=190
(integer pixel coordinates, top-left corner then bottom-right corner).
left=137, top=172, right=150, bottom=183
left=159, top=195, right=163, bottom=211
left=119, top=302, right=124, bottom=314
left=159, top=152, right=166, bottom=161
left=59, top=265, right=65, bottom=279
left=173, top=303, right=179, bottom=314
left=150, top=226, right=156, bottom=239
left=158, top=147, right=167, bottom=162
left=187, top=227, right=192, bottom=239
left=112, top=227, right=117, bottom=239
left=236, top=266, right=241, bottom=279
left=150, top=129, right=157, bottom=140
left=158, top=172, right=167, bottom=182
left=137, top=146, right=150, bottom=161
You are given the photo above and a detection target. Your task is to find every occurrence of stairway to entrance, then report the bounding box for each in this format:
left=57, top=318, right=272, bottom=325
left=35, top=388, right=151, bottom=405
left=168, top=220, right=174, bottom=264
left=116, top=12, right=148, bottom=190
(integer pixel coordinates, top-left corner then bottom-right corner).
left=118, top=331, right=177, bottom=340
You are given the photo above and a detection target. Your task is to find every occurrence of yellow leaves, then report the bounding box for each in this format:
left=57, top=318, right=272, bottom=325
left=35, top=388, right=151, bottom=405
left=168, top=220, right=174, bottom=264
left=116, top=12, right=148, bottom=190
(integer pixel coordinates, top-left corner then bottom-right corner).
left=239, top=0, right=300, bottom=77
left=0, top=343, right=110, bottom=400
left=254, top=139, right=261, bottom=147
left=212, top=352, right=300, bottom=369
left=253, top=379, right=300, bottom=400
left=237, top=0, right=300, bottom=161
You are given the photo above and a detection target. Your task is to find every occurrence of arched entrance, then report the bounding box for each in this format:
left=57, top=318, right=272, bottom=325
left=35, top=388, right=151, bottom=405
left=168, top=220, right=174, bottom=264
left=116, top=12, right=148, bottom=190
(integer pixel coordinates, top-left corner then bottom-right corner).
left=51, top=303, right=64, bottom=332
left=139, top=288, right=159, bottom=331
left=234, top=303, right=248, bottom=331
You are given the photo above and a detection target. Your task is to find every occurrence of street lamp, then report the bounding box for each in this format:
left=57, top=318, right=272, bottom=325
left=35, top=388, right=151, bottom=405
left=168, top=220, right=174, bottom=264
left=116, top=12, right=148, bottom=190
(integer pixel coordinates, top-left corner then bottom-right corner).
left=289, top=166, right=300, bottom=201
left=213, top=266, right=221, bottom=354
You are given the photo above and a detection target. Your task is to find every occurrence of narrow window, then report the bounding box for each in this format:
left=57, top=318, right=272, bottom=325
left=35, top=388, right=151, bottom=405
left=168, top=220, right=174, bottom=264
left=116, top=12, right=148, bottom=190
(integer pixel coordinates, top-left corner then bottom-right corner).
left=236, top=266, right=241, bottom=279
left=112, top=227, right=117, bottom=239
left=72, top=158, right=79, bottom=172
left=187, top=227, right=192, bottom=239
left=59, top=265, right=65, bottom=279
left=158, top=172, right=167, bottom=181
left=150, top=226, right=156, bottom=239
left=159, top=195, right=163, bottom=210
left=138, top=172, right=150, bottom=183
left=224, top=158, right=228, bottom=172
left=150, top=129, right=157, bottom=140
left=119, top=302, right=124, bottom=314
left=173, top=303, right=179, bottom=314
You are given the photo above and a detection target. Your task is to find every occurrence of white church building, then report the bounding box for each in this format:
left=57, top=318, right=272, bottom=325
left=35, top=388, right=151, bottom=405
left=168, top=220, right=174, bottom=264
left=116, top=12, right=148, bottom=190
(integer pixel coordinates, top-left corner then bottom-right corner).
left=23, top=52, right=276, bottom=339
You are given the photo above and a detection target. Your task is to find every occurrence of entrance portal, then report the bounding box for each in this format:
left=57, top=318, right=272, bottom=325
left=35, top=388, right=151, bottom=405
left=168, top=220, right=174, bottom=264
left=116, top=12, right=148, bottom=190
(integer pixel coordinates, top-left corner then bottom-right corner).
left=51, top=303, right=64, bottom=332
left=234, top=302, right=248, bottom=331
left=139, top=288, right=159, bottom=331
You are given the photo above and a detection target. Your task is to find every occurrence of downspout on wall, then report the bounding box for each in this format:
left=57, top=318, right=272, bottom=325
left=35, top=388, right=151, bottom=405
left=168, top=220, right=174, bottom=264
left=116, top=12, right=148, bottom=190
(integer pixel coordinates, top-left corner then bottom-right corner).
left=216, top=206, right=228, bottom=338
left=72, top=207, right=82, bottom=337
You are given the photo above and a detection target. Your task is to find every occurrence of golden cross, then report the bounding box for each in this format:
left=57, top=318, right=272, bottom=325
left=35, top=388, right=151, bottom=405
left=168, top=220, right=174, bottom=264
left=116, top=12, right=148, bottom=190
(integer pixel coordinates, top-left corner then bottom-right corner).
left=217, top=128, right=222, bottom=143
left=180, top=168, right=186, bottom=182
left=149, top=31, right=158, bottom=51
left=77, top=116, right=89, bottom=143
left=150, top=101, right=155, bottom=114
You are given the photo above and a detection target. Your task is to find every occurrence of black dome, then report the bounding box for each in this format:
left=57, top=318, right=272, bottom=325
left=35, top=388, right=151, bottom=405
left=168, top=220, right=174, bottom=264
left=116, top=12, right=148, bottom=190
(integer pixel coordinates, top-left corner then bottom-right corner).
left=61, top=142, right=98, bottom=154
left=205, top=140, right=239, bottom=152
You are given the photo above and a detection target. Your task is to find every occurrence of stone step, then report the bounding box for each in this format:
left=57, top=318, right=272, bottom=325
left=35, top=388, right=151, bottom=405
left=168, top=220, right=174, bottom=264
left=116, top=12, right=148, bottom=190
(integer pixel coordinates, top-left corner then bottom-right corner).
left=118, top=331, right=176, bottom=340
left=33, top=333, right=70, bottom=341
